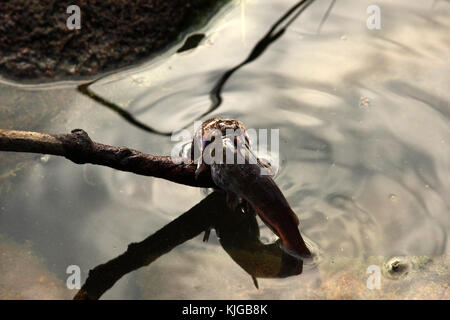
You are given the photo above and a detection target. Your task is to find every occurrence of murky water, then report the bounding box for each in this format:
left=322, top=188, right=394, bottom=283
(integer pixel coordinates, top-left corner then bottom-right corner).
left=0, top=0, right=448, bottom=299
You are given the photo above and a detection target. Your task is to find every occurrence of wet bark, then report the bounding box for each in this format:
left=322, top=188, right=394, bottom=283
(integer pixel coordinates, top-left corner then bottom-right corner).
left=0, top=128, right=215, bottom=188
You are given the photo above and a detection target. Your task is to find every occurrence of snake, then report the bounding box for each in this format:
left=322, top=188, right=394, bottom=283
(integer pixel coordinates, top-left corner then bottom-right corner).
left=191, top=117, right=311, bottom=259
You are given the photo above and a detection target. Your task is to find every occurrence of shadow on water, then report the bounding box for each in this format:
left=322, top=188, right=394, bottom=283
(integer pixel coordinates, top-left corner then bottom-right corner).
left=76, top=0, right=320, bottom=136
left=74, top=192, right=303, bottom=300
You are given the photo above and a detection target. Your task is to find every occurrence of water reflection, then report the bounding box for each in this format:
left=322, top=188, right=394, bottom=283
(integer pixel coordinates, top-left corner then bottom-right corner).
left=77, top=0, right=321, bottom=135
left=74, top=192, right=304, bottom=300
left=0, top=0, right=448, bottom=299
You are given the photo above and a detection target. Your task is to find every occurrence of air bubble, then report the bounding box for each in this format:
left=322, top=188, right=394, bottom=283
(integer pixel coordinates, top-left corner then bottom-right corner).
left=389, top=194, right=398, bottom=202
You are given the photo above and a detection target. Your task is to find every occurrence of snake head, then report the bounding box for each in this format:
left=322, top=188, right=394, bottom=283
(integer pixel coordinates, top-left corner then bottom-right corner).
left=191, top=117, right=249, bottom=177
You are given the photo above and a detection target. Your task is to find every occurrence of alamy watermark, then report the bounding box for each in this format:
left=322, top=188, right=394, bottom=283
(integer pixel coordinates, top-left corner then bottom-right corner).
left=66, top=5, right=81, bottom=30
left=170, top=121, right=279, bottom=176
left=366, top=5, right=381, bottom=30
left=66, top=265, right=81, bottom=289
left=366, top=264, right=381, bottom=290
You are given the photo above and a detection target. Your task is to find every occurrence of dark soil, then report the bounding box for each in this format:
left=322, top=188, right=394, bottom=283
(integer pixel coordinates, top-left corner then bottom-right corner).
left=0, top=0, right=228, bottom=81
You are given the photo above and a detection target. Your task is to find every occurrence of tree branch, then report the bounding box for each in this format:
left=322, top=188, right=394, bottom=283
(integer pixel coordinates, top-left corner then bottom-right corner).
left=0, top=128, right=215, bottom=188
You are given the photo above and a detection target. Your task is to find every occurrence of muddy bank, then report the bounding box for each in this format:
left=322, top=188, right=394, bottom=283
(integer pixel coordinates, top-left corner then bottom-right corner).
left=0, top=0, right=228, bottom=81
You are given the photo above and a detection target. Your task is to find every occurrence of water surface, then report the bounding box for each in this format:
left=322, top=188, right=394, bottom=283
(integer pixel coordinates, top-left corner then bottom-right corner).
left=0, top=0, right=448, bottom=299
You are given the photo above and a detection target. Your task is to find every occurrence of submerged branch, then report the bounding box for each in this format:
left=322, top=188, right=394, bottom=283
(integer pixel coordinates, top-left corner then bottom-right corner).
left=0, top=128, right=215, bottom=188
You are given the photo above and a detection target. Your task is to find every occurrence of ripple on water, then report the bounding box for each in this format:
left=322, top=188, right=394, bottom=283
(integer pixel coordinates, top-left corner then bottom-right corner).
left=0, top=0, right=448, bottom=299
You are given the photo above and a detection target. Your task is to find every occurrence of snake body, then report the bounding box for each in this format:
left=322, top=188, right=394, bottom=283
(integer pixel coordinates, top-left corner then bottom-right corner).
left=192, top=117, right=311, bottom=259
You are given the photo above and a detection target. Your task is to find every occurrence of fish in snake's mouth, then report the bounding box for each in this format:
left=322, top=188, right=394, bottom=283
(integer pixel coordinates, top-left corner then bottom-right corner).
left=191, top=117, right=311, bottom=259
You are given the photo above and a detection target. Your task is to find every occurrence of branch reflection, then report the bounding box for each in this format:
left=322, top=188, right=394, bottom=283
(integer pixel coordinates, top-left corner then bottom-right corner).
left=74, top=192, right=303, bottom=300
